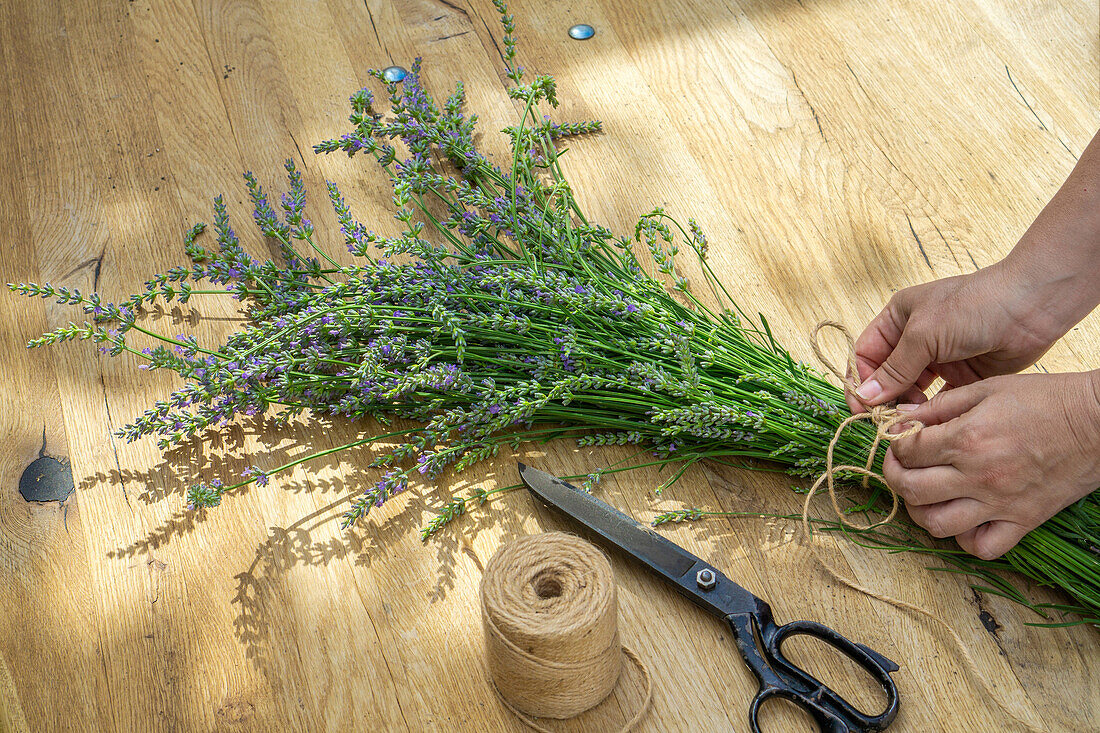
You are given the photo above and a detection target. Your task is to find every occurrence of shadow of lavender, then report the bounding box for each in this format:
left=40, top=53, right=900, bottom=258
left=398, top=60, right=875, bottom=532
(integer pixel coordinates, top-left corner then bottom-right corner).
left=227, top=460, right=530, bottom=676
left=84, top=389, right=545, bottom=679
left=88, top=413, right=376, bottom=507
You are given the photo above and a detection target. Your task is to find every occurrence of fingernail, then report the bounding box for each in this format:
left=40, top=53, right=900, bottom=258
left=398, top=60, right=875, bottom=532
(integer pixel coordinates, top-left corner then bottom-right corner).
left=856, top=379, right=882, bottom=401
left=897, top=403, right=919, bottom=412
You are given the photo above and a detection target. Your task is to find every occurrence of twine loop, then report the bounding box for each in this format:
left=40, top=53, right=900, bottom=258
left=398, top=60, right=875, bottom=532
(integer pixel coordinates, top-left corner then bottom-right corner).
left=807, top=320, right=923, bottom=531
left=480, top=532, right=651, bottom=732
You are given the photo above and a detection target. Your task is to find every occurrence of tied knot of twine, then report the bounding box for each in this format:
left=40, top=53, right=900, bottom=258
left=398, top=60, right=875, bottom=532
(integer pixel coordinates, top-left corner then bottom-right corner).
left=480, top=532, right=651, bottom=732
left=808, top=320, right=923, bottom=531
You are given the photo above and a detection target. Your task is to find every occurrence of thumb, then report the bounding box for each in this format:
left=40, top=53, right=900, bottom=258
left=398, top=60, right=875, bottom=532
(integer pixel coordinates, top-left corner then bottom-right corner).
left=856, top=327, right=934, bottom=405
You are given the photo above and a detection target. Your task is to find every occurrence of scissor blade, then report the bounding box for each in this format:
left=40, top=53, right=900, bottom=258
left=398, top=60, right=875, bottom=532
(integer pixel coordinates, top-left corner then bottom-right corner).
left=518, top=463, right=764, bottom=619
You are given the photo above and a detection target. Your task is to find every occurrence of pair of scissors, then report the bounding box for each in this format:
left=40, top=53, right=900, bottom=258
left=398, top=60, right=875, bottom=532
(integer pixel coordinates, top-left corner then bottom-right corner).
left=518, top=463, right=901, bottom=733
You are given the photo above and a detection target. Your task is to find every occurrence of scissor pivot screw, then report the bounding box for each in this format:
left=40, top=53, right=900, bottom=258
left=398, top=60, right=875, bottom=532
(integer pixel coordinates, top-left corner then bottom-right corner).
left=696, top=568, right=716, bottom=590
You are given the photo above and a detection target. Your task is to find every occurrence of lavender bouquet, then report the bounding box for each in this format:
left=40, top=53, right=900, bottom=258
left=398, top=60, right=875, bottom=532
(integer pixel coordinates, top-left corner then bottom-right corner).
left=10, top=3, right=1098, bottom=627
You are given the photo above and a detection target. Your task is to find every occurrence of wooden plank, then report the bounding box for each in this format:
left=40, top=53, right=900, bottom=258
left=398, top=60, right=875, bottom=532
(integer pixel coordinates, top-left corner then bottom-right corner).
left=0, top=0, right=1096, bottom=730
left=0, top=2, right=116, bottom=729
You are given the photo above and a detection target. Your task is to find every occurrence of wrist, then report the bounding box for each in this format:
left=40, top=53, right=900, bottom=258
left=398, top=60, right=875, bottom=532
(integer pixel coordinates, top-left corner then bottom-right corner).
left=1088, top=370, right=1100, bottom=427
left=1082, top=370, right=1100, bottom=486
left=996, top=133, right=1100, bottom=341
left=994, top=230, right=1100, bottom=344
left=981, top=257, right=1071, bottom=346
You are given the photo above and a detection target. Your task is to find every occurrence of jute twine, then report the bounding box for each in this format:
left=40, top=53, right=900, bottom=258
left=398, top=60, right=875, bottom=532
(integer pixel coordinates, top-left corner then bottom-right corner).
left=807, top=321, right=1043, bottom=732
left=480, top=532, right=652, bottom=732
left=807, top=320, right=922, bottom=533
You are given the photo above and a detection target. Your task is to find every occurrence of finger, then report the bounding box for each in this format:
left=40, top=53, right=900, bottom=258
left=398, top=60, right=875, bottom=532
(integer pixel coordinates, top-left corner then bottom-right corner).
left=845, top=355, right=870, bottom=413
left=849, top=381, right=928, bottom=415
left=902, top=382, right=988, bottom=427
left=858, top=359, right=936, bottom=394
left=906, top=498, right=990, bottom=539
left=898, top=384, right=930, bottom=408
left=930, top=360, right=984, bottom=389
left=858, top=327, right=936, bottom=406
left=845, top=389, right=867, bottom=416
left=887, top=424, right=956, bottom=468
left=914, top=368, right=939, bottom=392
left=848, top=353, right=890, bottom=415
left=883, top=452, right=969, bottom=505
left=955, top=521, right=1028, bottom=561
left=849, top=293, right=923, bottom=413
left=853, top=303, right=909, bottom=376
left=889, top=372, right=936, bottom=413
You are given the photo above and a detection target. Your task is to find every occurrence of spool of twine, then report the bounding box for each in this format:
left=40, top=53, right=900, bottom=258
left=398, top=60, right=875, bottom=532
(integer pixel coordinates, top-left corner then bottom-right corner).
left=480, top=532, right=651, bottom=732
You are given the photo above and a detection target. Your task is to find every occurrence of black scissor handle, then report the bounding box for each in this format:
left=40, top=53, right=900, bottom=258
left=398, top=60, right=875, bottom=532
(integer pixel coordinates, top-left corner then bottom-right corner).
left=727, top=613, right=900, bottom=732
left=747, top=686, right=848, bottom=733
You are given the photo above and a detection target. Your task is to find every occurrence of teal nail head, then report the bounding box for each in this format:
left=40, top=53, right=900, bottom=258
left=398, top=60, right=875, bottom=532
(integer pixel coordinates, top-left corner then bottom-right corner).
left=568, top=24, right=595, bottom=40
left=382, top=66, right=408, bottom=83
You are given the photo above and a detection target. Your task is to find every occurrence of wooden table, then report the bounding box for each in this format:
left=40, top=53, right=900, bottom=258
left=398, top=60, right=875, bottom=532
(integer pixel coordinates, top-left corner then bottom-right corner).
left=1, top=0, right=1097, bottom=730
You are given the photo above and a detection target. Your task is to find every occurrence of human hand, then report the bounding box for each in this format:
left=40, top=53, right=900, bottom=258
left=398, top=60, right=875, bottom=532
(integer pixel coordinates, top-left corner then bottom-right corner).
left=883, top=371, right=1100, bottom=559
left=846, top=265, right=1061, bottom=413
left=851, top=130, right=1100, bottom=413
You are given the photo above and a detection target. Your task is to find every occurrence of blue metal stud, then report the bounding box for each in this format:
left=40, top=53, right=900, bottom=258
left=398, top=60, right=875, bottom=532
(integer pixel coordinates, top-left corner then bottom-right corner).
left=568, top=24, right=595, bottom=40
left=382, top=65, right=408, bottom=83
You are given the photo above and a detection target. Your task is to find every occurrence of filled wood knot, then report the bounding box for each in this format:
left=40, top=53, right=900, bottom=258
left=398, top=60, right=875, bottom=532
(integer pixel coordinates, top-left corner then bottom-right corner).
left=19, top=456, right=74, bottom=505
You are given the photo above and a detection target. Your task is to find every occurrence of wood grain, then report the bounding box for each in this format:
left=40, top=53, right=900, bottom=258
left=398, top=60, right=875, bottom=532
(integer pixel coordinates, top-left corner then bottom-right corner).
left=0, top=0, right=1096, bottom=730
